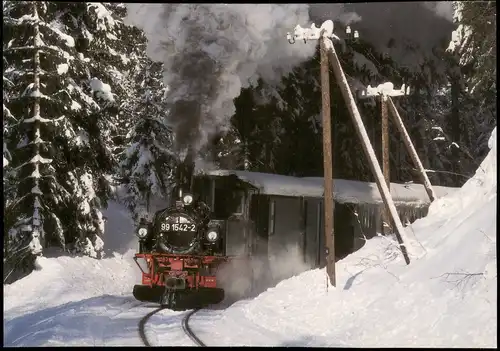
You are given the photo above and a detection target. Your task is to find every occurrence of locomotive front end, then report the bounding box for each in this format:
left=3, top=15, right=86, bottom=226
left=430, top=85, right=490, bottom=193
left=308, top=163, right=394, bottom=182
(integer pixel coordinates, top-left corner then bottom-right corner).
left=154, top=207, right=199, bottom=255
left=132, top=185, right=228, bottom=310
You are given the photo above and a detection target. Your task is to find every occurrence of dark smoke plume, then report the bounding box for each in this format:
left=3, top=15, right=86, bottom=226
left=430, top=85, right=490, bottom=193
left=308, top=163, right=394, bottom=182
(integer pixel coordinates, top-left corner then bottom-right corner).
left=126, top=3, right=454, bottom=160
left=125, top=4, right=317, bottom=158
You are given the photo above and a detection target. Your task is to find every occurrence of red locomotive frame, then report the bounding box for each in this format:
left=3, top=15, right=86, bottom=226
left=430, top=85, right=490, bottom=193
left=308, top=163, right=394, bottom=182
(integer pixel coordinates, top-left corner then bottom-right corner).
left=133, top=253, right=229, bottom=289
left=132, top=252, right=244, bottom=309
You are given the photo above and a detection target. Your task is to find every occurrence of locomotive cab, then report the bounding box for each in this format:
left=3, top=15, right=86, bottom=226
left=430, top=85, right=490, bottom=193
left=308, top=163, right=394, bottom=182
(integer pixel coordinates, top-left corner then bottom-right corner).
left=192, top=174, right=254, bottom=257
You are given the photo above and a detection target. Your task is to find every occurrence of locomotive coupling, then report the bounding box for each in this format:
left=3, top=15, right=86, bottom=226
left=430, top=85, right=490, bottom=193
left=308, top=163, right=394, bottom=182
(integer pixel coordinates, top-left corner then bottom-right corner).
left=165, top=277, right=186, bottom=290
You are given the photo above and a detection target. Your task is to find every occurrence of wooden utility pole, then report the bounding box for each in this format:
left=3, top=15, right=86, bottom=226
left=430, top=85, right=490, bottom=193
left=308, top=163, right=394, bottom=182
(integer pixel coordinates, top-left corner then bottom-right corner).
left=358, top=82, right=428, bottom=233
left=380, top=95, right=391, bottom=235
left=287, top=21, right=337, bottom=285
left=319, top=38, right=336, bottom=287
left=387, top=97, right=436, bottom=202
left=324, top=40, right=411, bottom=265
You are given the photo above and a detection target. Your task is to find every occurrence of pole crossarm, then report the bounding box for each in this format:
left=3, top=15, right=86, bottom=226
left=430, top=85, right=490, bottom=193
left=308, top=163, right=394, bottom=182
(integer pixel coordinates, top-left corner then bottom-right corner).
left=287, top=20, right=360, bottom=45
left=358, top=81, right=436, bottom=203
left=358, top=82, right=411, bottom=100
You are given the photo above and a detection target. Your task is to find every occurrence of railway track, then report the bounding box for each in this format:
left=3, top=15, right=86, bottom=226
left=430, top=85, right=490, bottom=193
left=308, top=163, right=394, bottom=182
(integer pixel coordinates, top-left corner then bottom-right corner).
left=182, top=309, right=206, bottom=346
left=138, top=307, right=206, bottom=347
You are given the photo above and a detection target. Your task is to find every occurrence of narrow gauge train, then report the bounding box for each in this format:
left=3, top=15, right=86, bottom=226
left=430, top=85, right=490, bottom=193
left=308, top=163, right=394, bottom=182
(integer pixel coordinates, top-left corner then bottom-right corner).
left=133, top=155, right=453, bottom=310
left=132, top=159, right=249, bottom=310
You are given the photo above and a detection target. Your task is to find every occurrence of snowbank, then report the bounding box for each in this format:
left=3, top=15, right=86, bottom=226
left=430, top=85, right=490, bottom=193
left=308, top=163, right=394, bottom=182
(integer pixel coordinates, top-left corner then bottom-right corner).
left=222, top=127, right=497, bottom=347
left=3, top=250, right=140, bottom=320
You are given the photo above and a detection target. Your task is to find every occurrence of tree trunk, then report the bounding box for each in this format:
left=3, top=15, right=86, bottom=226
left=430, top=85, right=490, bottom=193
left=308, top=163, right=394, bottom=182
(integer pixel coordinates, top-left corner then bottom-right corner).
left=30, top=2, right=43, bottom=252
left=450, top=69, right=461, bottom=186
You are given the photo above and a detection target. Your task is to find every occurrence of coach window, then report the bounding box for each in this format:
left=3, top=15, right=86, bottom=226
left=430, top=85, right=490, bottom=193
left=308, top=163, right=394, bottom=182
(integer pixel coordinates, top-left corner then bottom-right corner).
left=233, top=190, right=244, bottom=215
left=268, top=200, right=276, bottom=236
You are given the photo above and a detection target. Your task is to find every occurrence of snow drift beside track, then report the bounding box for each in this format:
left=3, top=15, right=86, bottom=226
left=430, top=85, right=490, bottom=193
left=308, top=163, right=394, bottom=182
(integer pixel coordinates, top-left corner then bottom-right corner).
left=3, top=125, right=496, bottom=346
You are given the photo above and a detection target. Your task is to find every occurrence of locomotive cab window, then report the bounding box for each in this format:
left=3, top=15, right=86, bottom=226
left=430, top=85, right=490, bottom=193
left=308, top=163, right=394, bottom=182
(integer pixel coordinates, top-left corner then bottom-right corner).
left=192, top=176, right=212, bottom=205
left=212, top=177, right=246, bottom=219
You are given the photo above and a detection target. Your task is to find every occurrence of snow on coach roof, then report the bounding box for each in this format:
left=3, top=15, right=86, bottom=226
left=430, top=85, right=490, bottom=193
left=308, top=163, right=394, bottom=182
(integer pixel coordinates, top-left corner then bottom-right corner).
left=204, top=169, right=459, bottom=205
left=206, top=169, right=324, bottom=197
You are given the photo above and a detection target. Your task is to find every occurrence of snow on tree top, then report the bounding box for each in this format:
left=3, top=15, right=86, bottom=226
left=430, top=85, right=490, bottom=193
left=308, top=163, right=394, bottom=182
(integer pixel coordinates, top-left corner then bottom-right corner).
left=57, top=63, right=68, bottom=75
left=44, top=22, right=75, bottom=48
left=89, top=78, right=114, bottom=102
left=87, top=2, right=116, bottom=31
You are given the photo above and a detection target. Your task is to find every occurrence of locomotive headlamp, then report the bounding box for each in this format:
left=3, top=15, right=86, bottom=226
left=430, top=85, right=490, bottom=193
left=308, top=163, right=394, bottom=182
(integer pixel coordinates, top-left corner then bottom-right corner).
left=137, top=227, right=148, bottom=238
left=206, top=230, right=218, bottom=242
left=182, top=193, right=193, bottom=205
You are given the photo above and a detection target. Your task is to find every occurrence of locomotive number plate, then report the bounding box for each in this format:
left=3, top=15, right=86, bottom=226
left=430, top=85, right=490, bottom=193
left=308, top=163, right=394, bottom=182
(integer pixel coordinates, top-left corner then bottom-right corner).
left=161, top=223, right=197, bottom=232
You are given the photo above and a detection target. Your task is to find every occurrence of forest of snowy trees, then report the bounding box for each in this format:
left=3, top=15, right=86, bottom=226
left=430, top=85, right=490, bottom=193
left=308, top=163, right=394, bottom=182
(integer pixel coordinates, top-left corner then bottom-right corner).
left=3, top=2, right=496, bottom=283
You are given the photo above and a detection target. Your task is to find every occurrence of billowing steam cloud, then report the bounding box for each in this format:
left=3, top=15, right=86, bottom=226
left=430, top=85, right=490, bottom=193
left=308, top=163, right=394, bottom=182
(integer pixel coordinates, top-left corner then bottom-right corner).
left=125, top=4, right=317, bottom=156
left=125, top=3, right=454, bottom=158
left=422, top=1, right=454, bottom=22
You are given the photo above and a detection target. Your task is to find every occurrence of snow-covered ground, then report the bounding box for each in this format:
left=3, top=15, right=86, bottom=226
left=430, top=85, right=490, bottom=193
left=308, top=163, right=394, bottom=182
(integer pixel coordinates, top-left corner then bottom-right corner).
left=3, top=128, right=496, bottom=347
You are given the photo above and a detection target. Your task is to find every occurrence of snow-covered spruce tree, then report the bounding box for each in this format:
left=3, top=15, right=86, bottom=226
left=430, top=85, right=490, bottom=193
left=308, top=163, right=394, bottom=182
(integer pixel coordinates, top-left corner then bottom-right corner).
left=119, top=60, right=176, bottom=222
left=58, top=2, right=177, bottom=222
left=2, top=1, right=122, bottom=281
left=208, top=127, right=248, bottom=171
left=231, top=80, right=284, bottom=174
left=3, top=1, right=60, bottom=281
left=59, top=2, right=147, bottom=161
left=445, top=1, right=497, bottom=183
left=3, top=61, right=17, bottom=265
left=271, top=59, right=324, bottom=177
left=338, top=33, right=457, bottom=186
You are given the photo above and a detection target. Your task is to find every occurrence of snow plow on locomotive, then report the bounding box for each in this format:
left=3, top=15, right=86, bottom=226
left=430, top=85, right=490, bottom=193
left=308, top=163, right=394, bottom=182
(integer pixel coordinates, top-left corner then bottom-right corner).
left=132, top=184, right=234, bottom=310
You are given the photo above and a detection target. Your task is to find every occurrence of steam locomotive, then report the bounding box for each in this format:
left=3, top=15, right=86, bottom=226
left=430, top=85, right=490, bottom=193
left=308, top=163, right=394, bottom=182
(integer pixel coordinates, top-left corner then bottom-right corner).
left=132, top=158, right=236, bottom=309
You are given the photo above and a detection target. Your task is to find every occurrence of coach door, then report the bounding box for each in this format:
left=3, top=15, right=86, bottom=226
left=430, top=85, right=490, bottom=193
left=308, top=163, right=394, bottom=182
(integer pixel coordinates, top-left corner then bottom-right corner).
left=211, top=176, right=251, bottom=256
left=267, top=197, right=303, bottom=265
left=249, top=194, right=270, bottom=258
